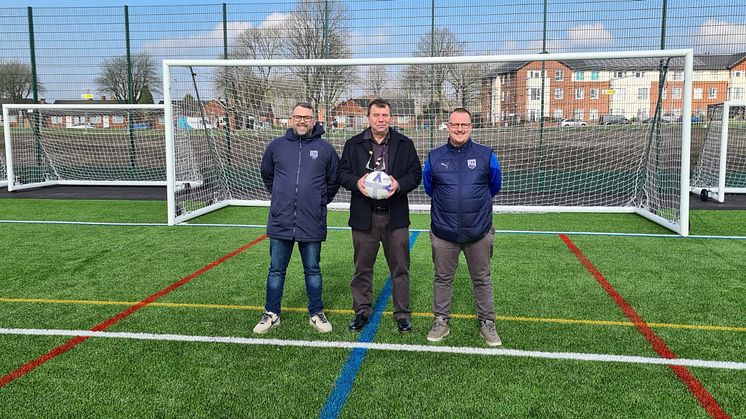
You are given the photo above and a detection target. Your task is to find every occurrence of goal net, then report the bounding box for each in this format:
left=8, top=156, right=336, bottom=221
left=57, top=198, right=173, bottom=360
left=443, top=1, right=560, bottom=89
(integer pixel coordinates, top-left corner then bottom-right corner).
left=164, top=50, right=693, bottom=235
left=2, top=104, right=193, bottom=191
left=691, top=101, right=746, bottom=202
left=0, top=141, right=6, bottom=187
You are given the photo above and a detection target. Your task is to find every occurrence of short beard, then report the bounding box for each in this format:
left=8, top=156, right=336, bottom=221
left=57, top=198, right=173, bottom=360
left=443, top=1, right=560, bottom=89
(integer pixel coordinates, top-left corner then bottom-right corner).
left=293, top=126, right=312, bottom=138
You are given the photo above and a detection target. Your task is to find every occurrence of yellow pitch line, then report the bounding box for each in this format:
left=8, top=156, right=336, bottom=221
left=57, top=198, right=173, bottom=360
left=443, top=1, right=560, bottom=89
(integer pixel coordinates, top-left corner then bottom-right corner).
left=2, top=297, right=745, bottom=333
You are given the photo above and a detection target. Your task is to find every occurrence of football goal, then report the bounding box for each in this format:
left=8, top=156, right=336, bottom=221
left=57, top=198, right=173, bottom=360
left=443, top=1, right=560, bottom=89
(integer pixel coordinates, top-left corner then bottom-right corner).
left=163, top=49, right=693, bottom=235
left=691, top=101, right=746, bottom=202
left=2, top=104, right=195, bottom=191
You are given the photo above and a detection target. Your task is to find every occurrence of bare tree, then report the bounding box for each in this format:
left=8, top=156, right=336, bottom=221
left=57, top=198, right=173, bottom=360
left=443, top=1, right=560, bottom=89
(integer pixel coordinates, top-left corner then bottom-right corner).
left=448, top=63, right=487, bottom=108
left=0, top=60, right=44, bottom=102
left=95, top=52, right=160, bottom=103
left=284, top=0, right=355, bottom=114
left=217, top=24, right=286, bottom=128
left=401, top=28, right=463, bottom=113
left=367, top=65, right=388, bottom=98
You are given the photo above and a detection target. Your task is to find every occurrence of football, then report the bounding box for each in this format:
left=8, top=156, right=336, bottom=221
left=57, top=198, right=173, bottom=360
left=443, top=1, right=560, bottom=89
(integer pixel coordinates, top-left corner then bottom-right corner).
left=364, top=171, right=392, bottom=200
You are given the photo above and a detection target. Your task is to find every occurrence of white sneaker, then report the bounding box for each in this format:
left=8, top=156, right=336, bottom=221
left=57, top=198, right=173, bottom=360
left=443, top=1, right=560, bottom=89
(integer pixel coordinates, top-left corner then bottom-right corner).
left=253, top=311, right=280, bottom=334
left=309, top=311, right=332, bottom=333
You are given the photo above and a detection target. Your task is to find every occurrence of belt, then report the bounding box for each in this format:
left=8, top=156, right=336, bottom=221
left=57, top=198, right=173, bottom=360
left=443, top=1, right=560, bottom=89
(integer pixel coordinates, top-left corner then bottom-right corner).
left=372, top=206, right=389, bottom=213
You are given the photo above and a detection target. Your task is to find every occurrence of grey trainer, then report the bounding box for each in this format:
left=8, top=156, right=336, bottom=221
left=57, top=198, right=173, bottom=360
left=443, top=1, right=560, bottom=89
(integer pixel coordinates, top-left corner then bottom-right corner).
left=253, top=311, right=280, bottom=334
left=426, top=315, right=450, bottom=342
left=479, top=320, right=502, bottom=346
left=309, top=311, right=333, bottom=333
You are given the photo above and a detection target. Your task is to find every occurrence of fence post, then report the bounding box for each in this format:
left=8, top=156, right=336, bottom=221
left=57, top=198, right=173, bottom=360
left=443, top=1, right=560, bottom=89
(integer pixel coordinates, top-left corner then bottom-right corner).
left=222, top=2, right=233, bottom=170
left=125, top=6, right=136, bottom=168
left=27, top=7, right=39, bottom=103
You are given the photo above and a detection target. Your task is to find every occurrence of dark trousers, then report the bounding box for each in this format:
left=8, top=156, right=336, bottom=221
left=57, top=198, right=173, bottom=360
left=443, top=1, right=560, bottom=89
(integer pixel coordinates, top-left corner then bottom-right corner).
left=351, top=212, right=411, bottom=320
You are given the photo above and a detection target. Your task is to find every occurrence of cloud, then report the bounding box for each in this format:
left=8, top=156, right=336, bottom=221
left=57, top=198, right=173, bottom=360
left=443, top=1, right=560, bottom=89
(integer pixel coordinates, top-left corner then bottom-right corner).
left=695, top=19, right=746, bottom=53
left=142, top=21, right=253, bottom=53
left=505, top=23, right=615, bottom=53
left=259, top=12, right=291, bottom=29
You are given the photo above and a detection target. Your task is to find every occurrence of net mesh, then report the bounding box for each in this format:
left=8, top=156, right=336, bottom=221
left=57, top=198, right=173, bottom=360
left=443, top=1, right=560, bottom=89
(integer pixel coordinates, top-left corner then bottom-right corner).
left=167, top=56, right=687, bottom=231
left=5, top=106, right=174, bottom=188
left=691, top=103, right=746, bottom=196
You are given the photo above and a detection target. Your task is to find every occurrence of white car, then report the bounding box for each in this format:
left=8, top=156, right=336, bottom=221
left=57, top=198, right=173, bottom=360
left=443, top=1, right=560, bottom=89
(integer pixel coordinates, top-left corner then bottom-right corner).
left=438, top=122, right=448, bottom=130
left=560, top=118, right=587, bottom=127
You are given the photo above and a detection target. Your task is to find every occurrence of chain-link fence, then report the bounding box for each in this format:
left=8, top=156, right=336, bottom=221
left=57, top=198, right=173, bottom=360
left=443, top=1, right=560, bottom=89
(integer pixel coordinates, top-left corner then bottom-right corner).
left=1, top=0, right=745, bottom=104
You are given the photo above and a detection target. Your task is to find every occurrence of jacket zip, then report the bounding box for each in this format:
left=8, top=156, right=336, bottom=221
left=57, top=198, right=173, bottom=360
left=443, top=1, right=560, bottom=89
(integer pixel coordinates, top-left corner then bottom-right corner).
left=292, top=139, right=302, bottom=238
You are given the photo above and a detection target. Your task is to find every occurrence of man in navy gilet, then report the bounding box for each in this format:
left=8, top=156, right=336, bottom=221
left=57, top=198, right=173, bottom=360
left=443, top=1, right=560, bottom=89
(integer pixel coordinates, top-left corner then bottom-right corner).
left=422, top=107, right=503, bottom=346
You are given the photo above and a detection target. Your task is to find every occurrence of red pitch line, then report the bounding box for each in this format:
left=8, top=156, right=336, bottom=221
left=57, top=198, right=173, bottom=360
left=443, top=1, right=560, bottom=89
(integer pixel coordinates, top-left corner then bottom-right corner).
left=559, top=234, right=729, bottom=419
left=0, top=234, right=268, bottom=389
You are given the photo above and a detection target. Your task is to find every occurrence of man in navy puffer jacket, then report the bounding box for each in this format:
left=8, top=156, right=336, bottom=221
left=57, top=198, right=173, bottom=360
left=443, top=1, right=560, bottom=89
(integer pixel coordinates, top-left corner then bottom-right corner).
left=253, top=102, right=340, bottom=334
left=422, top=107, right=503, bottom=346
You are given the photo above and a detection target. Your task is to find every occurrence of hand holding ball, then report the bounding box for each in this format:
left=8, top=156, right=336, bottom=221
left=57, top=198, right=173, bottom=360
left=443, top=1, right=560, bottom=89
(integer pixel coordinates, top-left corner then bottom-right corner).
left=364, top=171, right=392, bottom=200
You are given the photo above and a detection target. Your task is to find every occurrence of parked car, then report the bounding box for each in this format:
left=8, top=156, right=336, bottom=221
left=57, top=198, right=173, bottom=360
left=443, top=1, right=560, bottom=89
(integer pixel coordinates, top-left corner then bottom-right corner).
left=600, top=115, right=630, bottom=125
left=438, top=122, right=448, bottom=130
left=560, top=118, right=587, bottom=127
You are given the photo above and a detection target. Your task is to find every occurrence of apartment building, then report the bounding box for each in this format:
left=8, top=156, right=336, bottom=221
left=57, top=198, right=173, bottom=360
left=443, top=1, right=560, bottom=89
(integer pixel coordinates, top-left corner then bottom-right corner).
left=484, top=53, right=746, bottom=125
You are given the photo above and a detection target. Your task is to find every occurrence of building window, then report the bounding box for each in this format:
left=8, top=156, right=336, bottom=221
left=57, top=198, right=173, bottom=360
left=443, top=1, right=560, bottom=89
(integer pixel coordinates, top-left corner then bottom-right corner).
left=575, top=88, right=584, bottom=99
left=635, top=71, right=644, bottom=78
left=554, top=88, right=564, bottom=99
left=553, top=109, right=563, bottom=119
left=590, top=89, right=599, bottom=100
left=709, top=88, right=717, bottom=99
left=614, top=71, right=625, bottom=78
left=729, top=87, right=744, bottom=100
left=734, top=71, right=743, bottom=77
left=575, top=109, right=584, bottom=120
left=113, top=115, right=124, bottom=123
left=672, top=71, right=683, bottom=81
left=51, top=116, right=63, bottom=124
left=575, top=71, right=585, bottom=81
left=528, top=88, right=541, bottom=100
left=591, top=71, right=599, bottom=81
left=528, top=70, right=542, bottom=78
left=89, top=116, right=101, bottom=124
left=694, top=88, right=703, bottom=99
left=638, top=88, right=649, bottom=100
left=555, top=70, right=564, bottom=81
left=590, top=109, right=599, bottom=121
left=672, top=88, right=682, bottom=99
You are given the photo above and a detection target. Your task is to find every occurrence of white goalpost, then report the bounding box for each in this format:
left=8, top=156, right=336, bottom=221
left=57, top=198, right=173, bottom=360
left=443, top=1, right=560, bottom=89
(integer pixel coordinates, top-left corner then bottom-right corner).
left=163, top=49, right=693, bottom=235
left=691, top=100, right=746, bottom=202
left=2, top=104, right=177, bottom=191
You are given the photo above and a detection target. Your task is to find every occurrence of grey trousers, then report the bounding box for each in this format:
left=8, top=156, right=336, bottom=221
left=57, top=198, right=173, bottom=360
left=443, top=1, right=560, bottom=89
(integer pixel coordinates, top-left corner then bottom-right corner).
left=351, top=212, right=411, bottom=320
left=430, top=229, right=496, bottom=322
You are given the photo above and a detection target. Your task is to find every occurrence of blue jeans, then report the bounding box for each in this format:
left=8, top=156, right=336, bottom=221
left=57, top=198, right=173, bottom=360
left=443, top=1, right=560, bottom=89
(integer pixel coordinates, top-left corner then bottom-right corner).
left=265, top=238, right=323, bottom=316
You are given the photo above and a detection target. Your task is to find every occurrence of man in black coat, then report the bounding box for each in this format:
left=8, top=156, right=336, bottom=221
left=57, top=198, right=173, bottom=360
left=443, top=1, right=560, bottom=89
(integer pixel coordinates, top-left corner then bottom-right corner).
left=338, top=98, right=422, bottom=333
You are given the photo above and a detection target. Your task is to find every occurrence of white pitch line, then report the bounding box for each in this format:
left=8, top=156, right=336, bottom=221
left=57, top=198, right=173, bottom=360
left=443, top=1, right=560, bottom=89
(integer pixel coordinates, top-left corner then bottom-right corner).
left=2, top=328, right=744, bottom=371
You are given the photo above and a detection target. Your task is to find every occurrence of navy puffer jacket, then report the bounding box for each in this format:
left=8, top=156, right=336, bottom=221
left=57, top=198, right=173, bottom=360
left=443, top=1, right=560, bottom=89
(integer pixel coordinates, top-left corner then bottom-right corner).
left=423, top=139, right=501, bottom=243
left=260, top=123, right=340, bottom=241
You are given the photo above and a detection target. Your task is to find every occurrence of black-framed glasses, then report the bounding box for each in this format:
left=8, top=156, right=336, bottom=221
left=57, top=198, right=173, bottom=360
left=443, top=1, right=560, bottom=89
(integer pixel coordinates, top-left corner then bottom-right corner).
left=292, top=115, right=315, bottom=122
left=448, top=122, right=472, bottom=129
left=366, top=153, right=386, bottom=171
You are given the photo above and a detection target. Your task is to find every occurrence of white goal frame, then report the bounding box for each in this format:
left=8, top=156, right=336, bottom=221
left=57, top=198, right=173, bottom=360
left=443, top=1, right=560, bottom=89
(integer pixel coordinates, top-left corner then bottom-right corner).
left=690, top=100, right=746, bottom=202
left=164, top=49, right=693, bottom=235
left=3, top=104, right=165, bottom=191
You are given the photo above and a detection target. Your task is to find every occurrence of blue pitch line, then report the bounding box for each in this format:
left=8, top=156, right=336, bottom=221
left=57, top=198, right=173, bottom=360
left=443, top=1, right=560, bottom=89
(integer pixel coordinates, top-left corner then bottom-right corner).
left=319, top=231, right=420, bottom=419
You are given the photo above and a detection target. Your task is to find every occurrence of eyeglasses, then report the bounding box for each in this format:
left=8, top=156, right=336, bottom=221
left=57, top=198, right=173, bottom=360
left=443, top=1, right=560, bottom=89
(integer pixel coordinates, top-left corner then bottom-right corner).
left=292, top=115, right=315, bottom=122
left=448, top=122, right=472, bottom=129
